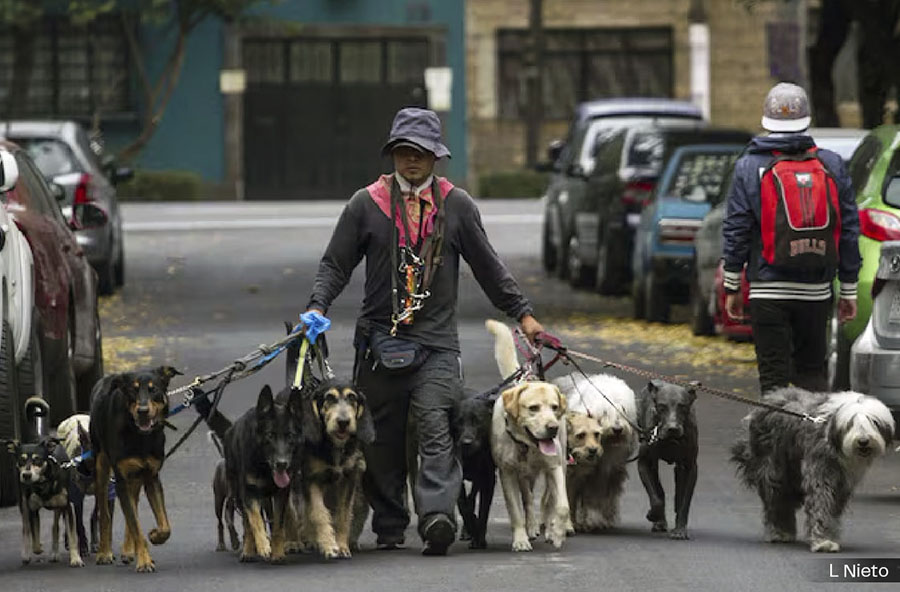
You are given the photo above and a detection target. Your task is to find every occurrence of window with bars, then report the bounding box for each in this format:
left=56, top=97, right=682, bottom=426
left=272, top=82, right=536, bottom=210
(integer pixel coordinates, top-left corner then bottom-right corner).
left=0, top=15, right=132, bottom=118
left=497, top=27, right=674, bottom=120
left=243, top=37, right=430, bottom=86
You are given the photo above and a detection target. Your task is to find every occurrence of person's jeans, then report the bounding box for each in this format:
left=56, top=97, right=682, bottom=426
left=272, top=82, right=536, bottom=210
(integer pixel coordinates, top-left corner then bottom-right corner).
left=356, top=349, right=463, bottom=542
left=749, top=298, right=832, bottom=395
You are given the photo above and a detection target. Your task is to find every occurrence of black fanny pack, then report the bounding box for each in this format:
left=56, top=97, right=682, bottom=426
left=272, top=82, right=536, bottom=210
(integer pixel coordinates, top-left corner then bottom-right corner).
left=367, top=330, right=430, bottom=374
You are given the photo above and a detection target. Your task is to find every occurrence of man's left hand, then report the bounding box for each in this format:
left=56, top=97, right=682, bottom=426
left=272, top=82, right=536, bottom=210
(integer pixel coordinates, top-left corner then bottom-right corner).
left=520, top=314, right=544, bottom=344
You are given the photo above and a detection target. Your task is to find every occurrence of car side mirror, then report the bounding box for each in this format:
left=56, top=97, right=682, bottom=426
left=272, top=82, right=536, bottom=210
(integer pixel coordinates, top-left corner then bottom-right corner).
left=884, top=175, right=900, bottom=208
left=0, top=150, right=19, bottom=192
left=49, top=182, right=66, bottom=202
left=112, top=166, right=134, bottom=185
left=547, top=139, right=564, bottom=163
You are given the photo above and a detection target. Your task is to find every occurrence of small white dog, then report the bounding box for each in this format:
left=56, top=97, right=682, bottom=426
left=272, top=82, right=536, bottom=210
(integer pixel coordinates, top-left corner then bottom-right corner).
left=486, top=320, right=569, bottom=551
left=554, top=372, right=638, bottom=530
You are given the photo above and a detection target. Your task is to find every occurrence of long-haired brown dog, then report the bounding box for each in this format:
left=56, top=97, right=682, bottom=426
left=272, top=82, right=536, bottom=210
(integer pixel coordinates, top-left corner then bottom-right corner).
left=299, top=379, right=374, bottom=559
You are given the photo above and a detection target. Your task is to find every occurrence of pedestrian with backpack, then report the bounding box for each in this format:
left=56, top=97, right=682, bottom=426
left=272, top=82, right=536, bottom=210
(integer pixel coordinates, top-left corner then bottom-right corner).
left=305, top=108, right=543, bottom=555
left=722, top=82, right=861, bottom=395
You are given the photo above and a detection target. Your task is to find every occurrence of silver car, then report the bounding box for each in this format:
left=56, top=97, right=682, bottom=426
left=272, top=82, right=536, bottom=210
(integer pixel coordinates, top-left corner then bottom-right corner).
left=1, top=121, right=129, bottom=295
left=850, top=239, right=900, bottom=423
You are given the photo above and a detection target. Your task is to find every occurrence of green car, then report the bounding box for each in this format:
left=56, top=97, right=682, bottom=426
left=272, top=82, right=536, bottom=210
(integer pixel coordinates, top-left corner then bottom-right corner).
left=830, top=124, right=900, bottom=389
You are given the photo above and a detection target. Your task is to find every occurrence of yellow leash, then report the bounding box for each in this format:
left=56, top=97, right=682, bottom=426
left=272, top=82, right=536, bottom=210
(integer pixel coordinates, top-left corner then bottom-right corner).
left=293, top=338, right=310, bottom=389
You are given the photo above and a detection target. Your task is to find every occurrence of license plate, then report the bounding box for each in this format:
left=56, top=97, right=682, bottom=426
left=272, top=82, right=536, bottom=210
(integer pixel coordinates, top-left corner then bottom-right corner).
left=889, top=290, right=900, bottom=323
left=626, top=213, right=641, bottom=228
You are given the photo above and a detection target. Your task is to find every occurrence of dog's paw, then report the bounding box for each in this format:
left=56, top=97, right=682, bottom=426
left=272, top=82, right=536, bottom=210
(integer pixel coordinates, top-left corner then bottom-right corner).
left=268, top=552, right=286, bottom=565
left=646, top=506, right=665, bottom=523
left=284, top=541, right=302, bottom=554
left=766, top=530, right=796, bottom=543
left=545, top=532, right=565, bottom=549
left=511, top=537, right=533, bottom=552
left=21, top=555, right=31, bottom=566
left=239, top=552, right=258, bottom=563
left=120, top=553, right=134, bottom=565
left=148, top=528, right=170, bottom=545
left=669, top=527, right=689, bottom=540
left=810, top=539, right=840, bottom=553
left=135, top=558, right=156, bottom=573
left=459, top=531, right=472, bottom=542
left=50, top=552, right=60, bottom=563
left=95, top=551, right=115, bottom=565
left=69, top=556, right=85, bottom=568
left=468, top=539, right=487, bottom=550
left=651, top=520, right=668, bottom=533
left=215, top=542, right=226, bottom=552
left=33, top=544, right=43, bottom=555
left=349, top=541, right=361, bottom=553
left=337, top=545, right=352, bottom=559
left=320, top=546, right=341, bottom=560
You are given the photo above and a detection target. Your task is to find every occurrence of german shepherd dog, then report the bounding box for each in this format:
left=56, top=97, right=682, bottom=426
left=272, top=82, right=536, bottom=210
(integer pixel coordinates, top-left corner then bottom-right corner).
left=208, top=432, right=240, bottom=552
left=224, top=384, right=303, bottom=563
left=455, top=391, right=495, bottom=549
left=90, top=366, right=181, bottom=572
left=299, top=379, right=374, bottom=559
left=8, top=437, right=84, bottom=567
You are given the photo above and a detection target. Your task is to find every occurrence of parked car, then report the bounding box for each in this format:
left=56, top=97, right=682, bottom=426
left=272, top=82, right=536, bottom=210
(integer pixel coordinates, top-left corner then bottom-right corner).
left=631, top=141, right=748, bottom=322
left=0, top=141, right=103, bottom=423
left=828, top=125, right=900, bottom=389
left=540, top=98, right=704, bottom=282
left=690, top=128, right=868, bottom=340
left=2, top=121, right=131, bottom=295
left=849, top=240, right=900, bottom=424
left=0, top=145, right=40, bottom=507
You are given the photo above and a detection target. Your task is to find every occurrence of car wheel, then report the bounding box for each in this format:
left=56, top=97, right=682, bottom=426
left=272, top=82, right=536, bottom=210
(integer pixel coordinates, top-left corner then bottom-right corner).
left=595, top=232, right=621, bottom=295
left=644, top=270, right=670, bottom=323
left=76, top=308, right=103, bottom=412
left=689, top=273, right=715, bottom=336
left=114, top=238, right=125, bottom=287
left=0, top=319, right=21, bottom=507
left=16, top=309, right=44, bottom=402
left=97, top=256, right=115, bottom=296
left=48, top=315, right=77, bottom=426
left=567, top=236, right=594, bottom=288
left=541, top=215, right=557, bottom=274
left=631, top=276, right=646, bottom=319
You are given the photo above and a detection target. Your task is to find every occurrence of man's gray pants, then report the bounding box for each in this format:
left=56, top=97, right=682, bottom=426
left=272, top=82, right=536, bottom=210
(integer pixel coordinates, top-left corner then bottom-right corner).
left=356, top=350, right=463, bottom=543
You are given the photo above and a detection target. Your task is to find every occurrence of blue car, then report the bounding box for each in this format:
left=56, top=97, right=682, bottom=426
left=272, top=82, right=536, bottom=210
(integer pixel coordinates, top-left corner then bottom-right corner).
left=631, top=144, right=746, bottom=322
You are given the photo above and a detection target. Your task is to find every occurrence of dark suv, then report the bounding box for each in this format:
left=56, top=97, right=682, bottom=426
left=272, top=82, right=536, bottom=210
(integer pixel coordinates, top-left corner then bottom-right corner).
left=541, top=99, right=704, bottom=282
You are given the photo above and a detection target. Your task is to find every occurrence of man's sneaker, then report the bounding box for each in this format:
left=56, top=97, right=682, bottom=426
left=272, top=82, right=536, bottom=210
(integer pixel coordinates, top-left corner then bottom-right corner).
left=421, top=514, right=454, bottom=556
left=375, top=536, right=405, bottom=551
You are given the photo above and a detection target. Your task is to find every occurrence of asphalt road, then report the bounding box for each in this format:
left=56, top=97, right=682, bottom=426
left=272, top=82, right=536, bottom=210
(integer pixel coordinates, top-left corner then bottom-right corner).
left=1, top=199, right=899, bottom=592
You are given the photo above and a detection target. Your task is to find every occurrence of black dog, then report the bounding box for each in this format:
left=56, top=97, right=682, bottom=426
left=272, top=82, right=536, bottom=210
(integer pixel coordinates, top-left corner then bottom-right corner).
left=455, top=391, right=496, bottom=549
left=637, top=380, right=698, bottom=540
left=224, top=384, right=303, bottom=563
left=8, top=437, right=84, bottom=567
left=90, top=366, right=181, bottom=572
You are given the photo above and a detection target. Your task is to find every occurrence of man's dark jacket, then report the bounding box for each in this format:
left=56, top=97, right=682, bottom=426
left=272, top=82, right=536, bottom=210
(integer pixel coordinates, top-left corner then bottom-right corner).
left=307, top=185, right=533, bottom=352
left=722, top=134, right=861, bottom=296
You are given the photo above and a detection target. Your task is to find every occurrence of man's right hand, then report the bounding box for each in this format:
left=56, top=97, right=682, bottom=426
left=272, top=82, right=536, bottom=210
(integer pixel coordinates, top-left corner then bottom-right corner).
left=725, top=292, right=744, bottom=321
left=838, top=297, right=857, bottom=323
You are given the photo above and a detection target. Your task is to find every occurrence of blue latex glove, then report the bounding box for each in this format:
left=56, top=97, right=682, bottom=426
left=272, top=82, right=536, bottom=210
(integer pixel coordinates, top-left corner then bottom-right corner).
left=300, top=310, right=331, bottom=343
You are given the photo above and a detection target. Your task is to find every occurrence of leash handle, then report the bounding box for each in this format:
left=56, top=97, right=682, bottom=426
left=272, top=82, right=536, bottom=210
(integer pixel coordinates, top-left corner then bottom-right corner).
left=293, top=338, right=311, bottom=389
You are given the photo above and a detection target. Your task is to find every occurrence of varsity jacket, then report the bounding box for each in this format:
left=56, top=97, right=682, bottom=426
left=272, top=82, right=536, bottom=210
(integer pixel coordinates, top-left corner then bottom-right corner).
left=722, top=134, right=861, bottom=301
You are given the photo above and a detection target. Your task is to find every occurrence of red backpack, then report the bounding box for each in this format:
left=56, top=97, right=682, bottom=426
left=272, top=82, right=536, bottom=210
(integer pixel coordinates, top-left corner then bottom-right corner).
left=759, top=147, right=841, bottom=269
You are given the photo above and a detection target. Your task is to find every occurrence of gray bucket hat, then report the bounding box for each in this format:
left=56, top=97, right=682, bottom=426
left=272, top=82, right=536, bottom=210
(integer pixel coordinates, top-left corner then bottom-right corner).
left=381, top=107, right=451, bottom=159
left=761, top=82, right=811, bottom=133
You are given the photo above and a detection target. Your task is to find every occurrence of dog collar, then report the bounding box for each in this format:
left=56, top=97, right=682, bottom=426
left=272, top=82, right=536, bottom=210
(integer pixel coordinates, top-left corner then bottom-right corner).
left=504, top=416, right=533, bottom=458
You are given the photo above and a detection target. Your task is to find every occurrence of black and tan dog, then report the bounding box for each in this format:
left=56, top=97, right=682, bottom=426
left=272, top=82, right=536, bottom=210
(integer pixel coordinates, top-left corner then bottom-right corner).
left=455, top=391, right=495, bottom=549
left=224, top=384, right=304, bottom=563
left=637, top=380, right=699, bottom=540
left=8, top=437, right=84, bottom=567
left=90, top=366, right=181, bottom=572
left=299, top=379, right=374, bottom=559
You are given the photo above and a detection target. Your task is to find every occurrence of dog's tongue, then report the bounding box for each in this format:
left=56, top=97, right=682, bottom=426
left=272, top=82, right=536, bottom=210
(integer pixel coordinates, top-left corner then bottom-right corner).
left=272, top=470, right=291, bottom=489
left=538, top=439, right=558, bottom=456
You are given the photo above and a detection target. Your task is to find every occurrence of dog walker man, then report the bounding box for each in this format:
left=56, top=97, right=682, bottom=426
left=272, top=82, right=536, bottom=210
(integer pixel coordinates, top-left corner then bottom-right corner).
left=305, top=107, right=543, bottom=556
left=722, top=82, right=860, bottom=395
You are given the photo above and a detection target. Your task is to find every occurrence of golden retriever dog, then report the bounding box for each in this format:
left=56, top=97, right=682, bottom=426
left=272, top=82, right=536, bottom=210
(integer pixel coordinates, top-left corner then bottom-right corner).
left=554, top=372, right=637, bottom=530
left=565, top=412, right=613, bottom=533
left=486, top=320, right=569, bottom=552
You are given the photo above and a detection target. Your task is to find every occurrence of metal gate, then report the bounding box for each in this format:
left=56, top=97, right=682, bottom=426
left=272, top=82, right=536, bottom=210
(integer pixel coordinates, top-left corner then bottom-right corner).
left=243, top=37, right=429, bottom=200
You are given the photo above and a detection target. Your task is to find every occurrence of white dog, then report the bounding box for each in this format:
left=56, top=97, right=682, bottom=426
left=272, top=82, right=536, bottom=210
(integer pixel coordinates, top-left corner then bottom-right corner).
left=732, top=388, right=895, bottom=552
left=486, top=320, right=569, bottom=551
left=554, top=372, right=637, bottom=530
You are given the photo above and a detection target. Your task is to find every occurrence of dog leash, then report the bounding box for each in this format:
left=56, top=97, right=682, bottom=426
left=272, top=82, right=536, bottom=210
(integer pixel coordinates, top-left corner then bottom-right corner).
left=539, top=339, right=825, bottom=424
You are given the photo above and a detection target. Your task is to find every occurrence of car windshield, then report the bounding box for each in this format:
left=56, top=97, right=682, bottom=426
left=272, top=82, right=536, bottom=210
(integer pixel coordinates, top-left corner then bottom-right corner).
left=16, top=138, right=82, bottom=178
left=661, top=151, right=739, bottom=203
left=814, top=136, right=866, bottom=163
